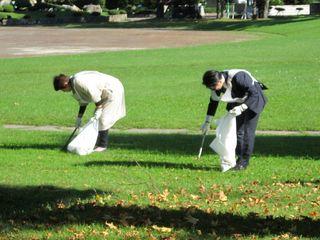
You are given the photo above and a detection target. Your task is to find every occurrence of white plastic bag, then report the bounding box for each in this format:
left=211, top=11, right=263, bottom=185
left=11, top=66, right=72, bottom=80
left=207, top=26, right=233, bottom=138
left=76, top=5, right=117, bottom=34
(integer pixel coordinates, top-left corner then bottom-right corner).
left=209, top=113, right=237, bottom=172
left=67, top=118, right=99, bottom=155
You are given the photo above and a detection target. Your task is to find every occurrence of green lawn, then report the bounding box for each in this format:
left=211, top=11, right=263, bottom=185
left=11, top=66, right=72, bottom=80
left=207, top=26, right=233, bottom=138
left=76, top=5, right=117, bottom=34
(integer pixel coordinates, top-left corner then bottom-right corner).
left=0, top=127, right=319, bottom=239
left=0, top=17, right=319, bottom=239
left=0, top=16, right=319, bottom=130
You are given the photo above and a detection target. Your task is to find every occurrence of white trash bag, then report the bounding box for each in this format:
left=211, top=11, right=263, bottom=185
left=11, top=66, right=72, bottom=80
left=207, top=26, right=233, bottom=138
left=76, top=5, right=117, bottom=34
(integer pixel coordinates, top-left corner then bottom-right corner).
left=209, top=113, right=237, bottom=172
left=67, top=118, right=99, bottom=155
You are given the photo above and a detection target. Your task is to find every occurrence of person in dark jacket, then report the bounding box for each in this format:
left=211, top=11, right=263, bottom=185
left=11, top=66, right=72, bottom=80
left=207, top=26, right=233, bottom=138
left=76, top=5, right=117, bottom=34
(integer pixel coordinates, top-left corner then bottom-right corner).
left=201, top=69, right=267, bottom=170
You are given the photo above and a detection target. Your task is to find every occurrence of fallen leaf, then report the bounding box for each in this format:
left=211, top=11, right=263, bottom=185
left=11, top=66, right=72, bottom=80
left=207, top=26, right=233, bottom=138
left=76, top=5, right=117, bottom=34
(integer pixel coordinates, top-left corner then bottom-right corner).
left=219, top=191, right=228, bottom=202
left=185, top=214, right=199, bottom=225
left=152, top=225, right=172, bottom=233
left=105, top=221, right=118, bottom=230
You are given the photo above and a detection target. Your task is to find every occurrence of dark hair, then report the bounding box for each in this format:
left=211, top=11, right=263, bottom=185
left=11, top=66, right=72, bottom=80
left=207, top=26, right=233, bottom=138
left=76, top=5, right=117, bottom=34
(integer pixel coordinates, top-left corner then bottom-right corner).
left=53, top=74, right=69, bottom=91
left=202, top=70, right=223, bottom=88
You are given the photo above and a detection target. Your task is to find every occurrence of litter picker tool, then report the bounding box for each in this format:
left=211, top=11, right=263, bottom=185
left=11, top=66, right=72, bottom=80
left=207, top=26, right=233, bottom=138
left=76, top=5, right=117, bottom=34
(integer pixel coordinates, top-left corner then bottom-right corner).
left=197, top=130, right=207, bottom=159
left=61, top=127, right=78, bottom=151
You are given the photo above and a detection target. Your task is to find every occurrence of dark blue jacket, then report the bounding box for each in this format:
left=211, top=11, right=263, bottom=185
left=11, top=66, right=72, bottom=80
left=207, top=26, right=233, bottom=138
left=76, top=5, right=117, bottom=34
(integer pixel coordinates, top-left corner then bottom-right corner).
left=207, top=70, right=267, bottom=116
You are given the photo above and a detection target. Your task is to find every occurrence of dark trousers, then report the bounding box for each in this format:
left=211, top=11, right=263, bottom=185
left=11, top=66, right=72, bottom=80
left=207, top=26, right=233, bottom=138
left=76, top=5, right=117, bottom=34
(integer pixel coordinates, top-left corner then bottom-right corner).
left=95, top=130, right=109, bottom=148
left=236, top=109, right=260, bottom=166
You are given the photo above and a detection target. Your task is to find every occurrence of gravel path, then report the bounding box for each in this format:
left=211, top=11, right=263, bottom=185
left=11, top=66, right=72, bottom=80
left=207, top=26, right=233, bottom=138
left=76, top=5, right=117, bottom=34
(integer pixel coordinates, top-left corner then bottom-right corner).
left=0, top=26, right=253, bottom=58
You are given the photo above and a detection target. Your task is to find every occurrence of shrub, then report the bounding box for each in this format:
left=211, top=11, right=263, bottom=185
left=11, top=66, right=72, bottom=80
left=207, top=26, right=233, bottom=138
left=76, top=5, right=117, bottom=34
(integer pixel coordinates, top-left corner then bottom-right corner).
left=298, top=0, right=313, bottom=3
left=142, top=0, right=157, bottom=8
left=270, top=0, right=284, bottom=5
left=0, top=6, right=3, bottom=12
left=108, top=9, right=120, bottom=15
left=30, top=2, right=48, bottom=10
left=14, top=0, right=32, bottom=9
left=3, top=4, right=14, bottom=12
left=73, top=0, right=104, bottom=8
left=72, top=10, right=85, bottom=17
left=46, top=11, right=56, bottom=17
left=23, top=14, right=31, bottom=19
left=90, top=11, right=101, bottom=16
left=106, top=0, right=128, bottom=9
left=284, top=0, right=312, bottom=4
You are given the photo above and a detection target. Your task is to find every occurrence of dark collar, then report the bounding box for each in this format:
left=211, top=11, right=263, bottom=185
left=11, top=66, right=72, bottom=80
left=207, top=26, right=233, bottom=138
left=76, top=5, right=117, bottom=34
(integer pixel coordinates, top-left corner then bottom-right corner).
left=222, top=71, right=228, bottom=81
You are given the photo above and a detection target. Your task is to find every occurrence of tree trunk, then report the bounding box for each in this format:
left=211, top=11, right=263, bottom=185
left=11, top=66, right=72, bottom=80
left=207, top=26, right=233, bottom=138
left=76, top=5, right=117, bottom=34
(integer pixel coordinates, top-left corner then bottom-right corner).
left=217, top=0, right=226, bottom=18
left=257, top=0, right=269, bottom=18
left=263, top=0, right=270, bottom=18
left=252, top=0, right=258, bottom=19
left=156, top=0, right=165, bottom=18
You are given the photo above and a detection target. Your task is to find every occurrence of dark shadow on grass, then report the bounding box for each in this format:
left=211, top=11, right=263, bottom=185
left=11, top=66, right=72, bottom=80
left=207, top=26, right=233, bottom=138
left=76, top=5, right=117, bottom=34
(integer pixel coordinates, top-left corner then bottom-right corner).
left=283, top=179, right=320, bottom=185
left=254, top=135, right=320, bottom=159
left=0, top=185, right=319, bottom=238
left=107, top=133, right=320, bottom=159
left=0, top=143, right=61, bottom=150
left=0, top=133, right=319, bottom=159
left=0, top=185, right=109, bottom=217
left=64, top=16, right=319, bottom=32
left=82, top=160, right=217, bottom=171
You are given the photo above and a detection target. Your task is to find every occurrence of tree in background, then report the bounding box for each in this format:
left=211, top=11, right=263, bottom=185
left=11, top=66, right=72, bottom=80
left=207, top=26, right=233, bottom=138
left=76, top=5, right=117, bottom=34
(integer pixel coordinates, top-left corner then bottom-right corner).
left=257, top=0, right=270, bottom=18
left=216, top=0, right=226, bottom=18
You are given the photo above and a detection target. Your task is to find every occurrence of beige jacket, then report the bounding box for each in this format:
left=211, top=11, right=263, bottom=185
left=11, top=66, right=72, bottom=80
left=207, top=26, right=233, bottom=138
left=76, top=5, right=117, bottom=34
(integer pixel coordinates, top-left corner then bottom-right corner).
left=71, top=71, right=126, bottom=130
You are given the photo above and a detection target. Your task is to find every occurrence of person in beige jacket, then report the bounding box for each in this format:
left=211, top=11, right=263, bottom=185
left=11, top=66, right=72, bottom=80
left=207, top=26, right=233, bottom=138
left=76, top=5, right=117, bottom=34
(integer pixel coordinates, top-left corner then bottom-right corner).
left=53, top=71, right=126, bottom=152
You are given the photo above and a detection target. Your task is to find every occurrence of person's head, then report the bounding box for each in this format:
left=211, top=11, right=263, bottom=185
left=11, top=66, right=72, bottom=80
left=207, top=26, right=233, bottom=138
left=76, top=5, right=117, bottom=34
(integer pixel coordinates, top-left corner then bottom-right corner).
left=202, top=70, right=225, bottom=91
left=53, top=74, right=71, bottom=92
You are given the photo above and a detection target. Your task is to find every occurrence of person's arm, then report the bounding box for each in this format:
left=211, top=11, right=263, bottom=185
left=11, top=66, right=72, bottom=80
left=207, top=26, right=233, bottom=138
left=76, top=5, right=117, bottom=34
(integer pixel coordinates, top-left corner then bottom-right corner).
left=207, top=98, right=219, bottom=117
left=93, top=101, right=104, bottom=120
left=78, top=105, right=87, bottom=118
left=201, top=91, right=220, bottom=133
left=75, top=105, right=87, bottom=127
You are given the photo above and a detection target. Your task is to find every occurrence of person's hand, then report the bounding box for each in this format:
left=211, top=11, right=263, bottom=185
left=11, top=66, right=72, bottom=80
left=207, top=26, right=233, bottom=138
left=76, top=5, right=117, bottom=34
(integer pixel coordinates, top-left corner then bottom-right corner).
left=201, top=115, right=213, bottom=134
left=75, top=117, right=82, bottom=128
left=229, top=104, right=248, bottom=117
left=94, top=108, right=103, bottom=120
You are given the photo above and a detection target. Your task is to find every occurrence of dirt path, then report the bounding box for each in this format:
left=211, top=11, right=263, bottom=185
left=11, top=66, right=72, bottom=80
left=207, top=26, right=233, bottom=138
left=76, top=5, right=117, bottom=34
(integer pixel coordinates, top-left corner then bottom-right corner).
left=4, top=124, right=320, bottom=135
left=0, top=27, right=253, bottom=58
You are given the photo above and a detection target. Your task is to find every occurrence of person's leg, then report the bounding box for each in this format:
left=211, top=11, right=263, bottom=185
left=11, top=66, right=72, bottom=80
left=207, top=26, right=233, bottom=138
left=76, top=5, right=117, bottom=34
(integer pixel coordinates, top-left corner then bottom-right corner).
left=237, top=110, right=260, bottom=168
left=95, top=130, right=109, bottom=151
left=235, top=113, right=245, bottom=163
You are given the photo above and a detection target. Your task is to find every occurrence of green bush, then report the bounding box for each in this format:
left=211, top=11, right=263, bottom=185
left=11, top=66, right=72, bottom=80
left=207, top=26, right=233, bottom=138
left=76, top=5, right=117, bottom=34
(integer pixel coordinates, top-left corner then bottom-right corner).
left=204, top=6, right=216, bottom=13
left=3, top=4, right=14, bottom=12
left=142, top=0, right=157, bottom=8
left=14, top=0, right=32, bottom=9
left=73, top=0, right=104, bottom=8
left=72, top=10, right=85, bottom=17
left=298, top=0, right=313, bottom=3
left=23, top=14, right=31, bottom=19
left=46, top=11, right=56, bottom=17
left=270, top=0, right=284, bottom=5
left=0, top=6, right=3, bottom=12
left=106, top=0, right=128, bottom=9
left=108, top=9, right=120, bottom=15
left=284, top=0, right=312, bottom=4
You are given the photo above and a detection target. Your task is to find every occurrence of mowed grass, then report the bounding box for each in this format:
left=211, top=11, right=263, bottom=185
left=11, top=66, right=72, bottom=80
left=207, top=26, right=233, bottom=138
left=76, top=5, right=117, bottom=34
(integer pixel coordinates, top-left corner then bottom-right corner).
left=0, top=127, right=319, bottom=239
left=0, top=17, right=320, bottom=239
left=0, top=16, right=319, bottom=130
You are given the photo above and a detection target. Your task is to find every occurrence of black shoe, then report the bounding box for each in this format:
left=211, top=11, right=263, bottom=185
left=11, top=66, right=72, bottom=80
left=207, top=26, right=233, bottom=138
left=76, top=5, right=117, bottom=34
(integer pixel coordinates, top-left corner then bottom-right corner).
left=233, top=162, right=248, bottom=171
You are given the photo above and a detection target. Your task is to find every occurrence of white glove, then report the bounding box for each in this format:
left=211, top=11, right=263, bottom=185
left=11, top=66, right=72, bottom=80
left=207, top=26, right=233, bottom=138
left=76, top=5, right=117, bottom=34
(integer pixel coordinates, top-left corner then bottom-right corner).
left=201, top=115, right=213, bottom=134
left=75, top=117, right=82, bottom=128
left=229, top=104, right=248, bottom=117
left=94, top=108, right=103, bottom=120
